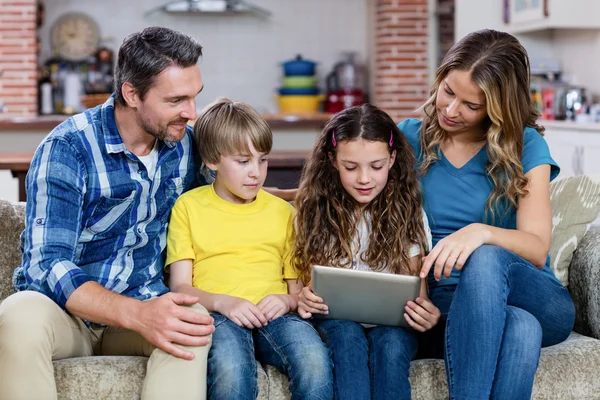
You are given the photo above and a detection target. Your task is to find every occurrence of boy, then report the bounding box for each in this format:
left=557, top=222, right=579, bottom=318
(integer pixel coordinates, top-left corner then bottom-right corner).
left=166, top=98, right=333, bottom=400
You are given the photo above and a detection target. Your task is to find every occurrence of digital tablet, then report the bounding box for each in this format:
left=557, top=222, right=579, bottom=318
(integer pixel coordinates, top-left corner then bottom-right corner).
left=311, top=265, right=421, bottom=328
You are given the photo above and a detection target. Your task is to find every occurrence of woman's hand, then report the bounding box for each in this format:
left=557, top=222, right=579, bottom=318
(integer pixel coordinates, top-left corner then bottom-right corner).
left=297, top=284, right=328, bottom=319
left=404, top=297, right=441, bottom=332
left=420, top=223, right=490, bottom=281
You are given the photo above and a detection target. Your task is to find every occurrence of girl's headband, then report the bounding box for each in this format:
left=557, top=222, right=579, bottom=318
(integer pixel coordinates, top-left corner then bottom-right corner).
left=331, top=130, right=394, bottom=147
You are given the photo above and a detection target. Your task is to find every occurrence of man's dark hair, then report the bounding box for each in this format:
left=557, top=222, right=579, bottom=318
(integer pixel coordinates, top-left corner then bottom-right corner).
left=114, top=26, right=203, bottom=106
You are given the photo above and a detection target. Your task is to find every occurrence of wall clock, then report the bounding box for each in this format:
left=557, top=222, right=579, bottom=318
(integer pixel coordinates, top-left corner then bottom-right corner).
left=51, top=12, right=101, bottom=61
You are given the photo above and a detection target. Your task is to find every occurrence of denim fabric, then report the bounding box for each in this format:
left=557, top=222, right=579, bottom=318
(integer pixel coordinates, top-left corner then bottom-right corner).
left=12, top=95, right=201, bottom=308
left=208, top=313, right=333, bottom=400
left=313, top=319, right=418, bottom=400
left=423, top=245, right=575, bottom=400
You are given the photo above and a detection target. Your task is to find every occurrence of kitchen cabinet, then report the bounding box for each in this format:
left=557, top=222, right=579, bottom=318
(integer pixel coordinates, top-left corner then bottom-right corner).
left=543, top=121, right=600, bottom=179
left=506, top=0, right=600, bottom=34
left=543, top=130, right=581, bottom=178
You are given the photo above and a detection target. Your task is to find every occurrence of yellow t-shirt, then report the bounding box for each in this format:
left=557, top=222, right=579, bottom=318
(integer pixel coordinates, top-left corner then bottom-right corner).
left=166, top=184, right=297, bottom=304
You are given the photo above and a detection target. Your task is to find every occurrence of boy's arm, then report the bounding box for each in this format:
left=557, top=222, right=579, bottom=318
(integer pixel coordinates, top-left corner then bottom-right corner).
left=255, top=279, right=301, bottom=321
left=169, top=259, right=222, bottom=312
left=169, top=259, right=268, bottom=328
left=285, top=278, right=302, bottom=310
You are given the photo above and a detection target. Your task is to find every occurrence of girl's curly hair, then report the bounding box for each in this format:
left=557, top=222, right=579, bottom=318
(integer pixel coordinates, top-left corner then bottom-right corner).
left=292, top=104, right=428, bottom=284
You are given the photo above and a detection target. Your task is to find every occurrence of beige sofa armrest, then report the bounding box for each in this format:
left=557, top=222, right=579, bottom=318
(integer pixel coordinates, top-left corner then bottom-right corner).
left=569, top=226, right=600, bottom=339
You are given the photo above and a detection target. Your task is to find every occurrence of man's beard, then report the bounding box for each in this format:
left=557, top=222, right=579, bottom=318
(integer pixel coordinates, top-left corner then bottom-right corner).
left=141, top=117, right=188, bottom=144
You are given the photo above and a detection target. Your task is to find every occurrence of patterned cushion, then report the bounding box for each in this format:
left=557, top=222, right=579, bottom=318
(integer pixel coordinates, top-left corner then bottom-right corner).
left=550, top=174, right=600, bottom=286
left=0, top=200, right=25, bottom=301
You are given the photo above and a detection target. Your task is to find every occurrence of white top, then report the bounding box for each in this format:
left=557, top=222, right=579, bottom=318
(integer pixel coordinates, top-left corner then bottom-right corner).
left=137, top=141, right=159, bottom=179
left=350, top=208, right=432, bottom=273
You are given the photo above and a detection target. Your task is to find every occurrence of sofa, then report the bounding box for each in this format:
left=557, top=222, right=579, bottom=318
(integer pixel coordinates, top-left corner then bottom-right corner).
left=1, top=192, right=600, bottom=399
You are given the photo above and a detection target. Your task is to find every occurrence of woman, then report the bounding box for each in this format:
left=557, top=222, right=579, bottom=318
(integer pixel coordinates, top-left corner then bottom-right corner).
left=399, top=29, right=575, bottom=399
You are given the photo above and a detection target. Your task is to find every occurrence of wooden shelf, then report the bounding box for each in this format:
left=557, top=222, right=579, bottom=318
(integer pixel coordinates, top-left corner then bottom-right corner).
left=0, top=112, right=332, bottom=132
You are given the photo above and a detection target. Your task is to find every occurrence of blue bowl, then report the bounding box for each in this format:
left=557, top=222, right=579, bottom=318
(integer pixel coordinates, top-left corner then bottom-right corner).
left=278, top=87, right=320, bottom=95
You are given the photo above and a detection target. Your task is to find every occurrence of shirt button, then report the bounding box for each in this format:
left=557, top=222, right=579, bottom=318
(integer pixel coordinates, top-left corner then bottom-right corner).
left=127, top=251, right=132, bottom=257
left=137, top=169, right=143, bottom=174
left=137, top=227, right=142, bottom=233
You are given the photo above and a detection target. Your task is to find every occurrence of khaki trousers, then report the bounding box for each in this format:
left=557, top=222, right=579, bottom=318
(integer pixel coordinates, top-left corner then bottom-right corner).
left=0, top=291, right=210, bottom=400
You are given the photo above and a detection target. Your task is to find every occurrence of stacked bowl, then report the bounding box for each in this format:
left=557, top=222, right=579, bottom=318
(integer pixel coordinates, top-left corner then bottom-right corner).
left=278, top=55, right=324, bottom=114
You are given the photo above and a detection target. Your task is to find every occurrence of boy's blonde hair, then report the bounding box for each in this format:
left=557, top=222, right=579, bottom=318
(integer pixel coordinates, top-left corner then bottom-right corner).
left=194, top=98, right=272, bottom=164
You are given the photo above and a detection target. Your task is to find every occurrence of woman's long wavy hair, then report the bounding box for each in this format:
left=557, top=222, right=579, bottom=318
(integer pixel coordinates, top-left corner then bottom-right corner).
left=292, top=104, right=428, bottom=284
left=419, top=29, right=543, bottom=220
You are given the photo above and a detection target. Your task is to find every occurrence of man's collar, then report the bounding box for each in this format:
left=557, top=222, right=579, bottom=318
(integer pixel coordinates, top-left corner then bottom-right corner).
left=100, top=94, right=176, bottom=154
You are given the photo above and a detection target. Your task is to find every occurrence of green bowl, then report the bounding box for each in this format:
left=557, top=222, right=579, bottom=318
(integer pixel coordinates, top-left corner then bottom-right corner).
left=282, top=75, right=317, bottom=88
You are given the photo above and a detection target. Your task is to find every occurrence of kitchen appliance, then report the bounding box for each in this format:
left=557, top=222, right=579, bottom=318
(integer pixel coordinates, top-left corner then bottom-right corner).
left=325, top=52, right=366, bottom=113
left=565, top=87, right=590, bottom=122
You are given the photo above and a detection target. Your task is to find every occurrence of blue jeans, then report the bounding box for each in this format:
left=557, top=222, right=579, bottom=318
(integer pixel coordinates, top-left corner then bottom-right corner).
left=421, top=245, right=575, bottom=400
left=207, top=312, right=333, bottom=400
left=313, top=319, right=418, bottom=400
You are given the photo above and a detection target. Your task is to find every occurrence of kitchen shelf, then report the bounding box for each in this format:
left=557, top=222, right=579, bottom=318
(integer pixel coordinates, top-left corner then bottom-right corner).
left=0, top=112, right=332, bottom=133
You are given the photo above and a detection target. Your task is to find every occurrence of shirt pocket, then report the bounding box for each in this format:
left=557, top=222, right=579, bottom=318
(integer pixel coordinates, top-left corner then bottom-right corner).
left=83, top=191, right=137, bottom=239
left=156, top=176, right=184, bottom=224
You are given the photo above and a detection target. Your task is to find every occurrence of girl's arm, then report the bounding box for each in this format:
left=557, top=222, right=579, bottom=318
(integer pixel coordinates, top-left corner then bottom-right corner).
left=421, top=164, right=552, bottom=280
left=404, top=256, right=441, bottom=331
left=169, top=259, right=268, bottom=328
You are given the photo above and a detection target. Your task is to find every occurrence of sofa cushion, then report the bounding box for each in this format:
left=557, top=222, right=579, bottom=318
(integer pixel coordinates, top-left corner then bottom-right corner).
left=0, top=200, right=25, bottom=301
left=263, top=332, right=600, bottom=400
left=52, top=356, right=272, bottom=399
left=549, top=174, right=600, bottom=286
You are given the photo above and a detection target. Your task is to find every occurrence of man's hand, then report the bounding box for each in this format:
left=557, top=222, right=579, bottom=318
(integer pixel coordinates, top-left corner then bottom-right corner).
left=257, top=294, right=296, bottom=321
left=297, top=284, right=328, bottom=319
left=131, top=293, right=214, bottom=360
left=215, top=295, right=268, bottom=329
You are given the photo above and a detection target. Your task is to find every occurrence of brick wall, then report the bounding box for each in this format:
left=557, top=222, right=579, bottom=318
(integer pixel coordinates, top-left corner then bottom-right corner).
left=373, top=0, right=430, bottom=122
left=0, top=0, right=37, bottom=118
left=372, top=0, right=455, bottom=122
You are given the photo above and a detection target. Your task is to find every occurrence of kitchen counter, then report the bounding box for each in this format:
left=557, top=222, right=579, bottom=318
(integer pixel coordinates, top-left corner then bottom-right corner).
left=0, top=113, right=333, bottom=132
left=540, top=119, right=600, bottom=133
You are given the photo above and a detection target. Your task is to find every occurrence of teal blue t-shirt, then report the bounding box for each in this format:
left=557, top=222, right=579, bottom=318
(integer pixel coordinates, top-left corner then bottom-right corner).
left=398, top=118, right=561, bottom=288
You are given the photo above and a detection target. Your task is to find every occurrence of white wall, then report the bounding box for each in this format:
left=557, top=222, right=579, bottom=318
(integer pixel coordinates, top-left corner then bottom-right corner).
left=552, top=30, right=600, bottom=96
left=454, top=0, right=555, bottom=60
left=455, top=0, right=600, bottom=98
left=40, top=0, right=369, bottom=113
left=454, top=0, right=502, bottom=40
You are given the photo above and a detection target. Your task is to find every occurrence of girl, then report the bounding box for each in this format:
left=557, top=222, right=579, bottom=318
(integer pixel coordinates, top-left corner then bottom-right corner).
left=293, top=103, right=440, bottom=400
left=400, top=29, right=575, bottom=399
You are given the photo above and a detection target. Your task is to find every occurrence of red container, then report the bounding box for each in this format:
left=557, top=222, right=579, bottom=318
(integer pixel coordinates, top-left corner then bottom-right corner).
left=325, top=89, right=366, bottom=113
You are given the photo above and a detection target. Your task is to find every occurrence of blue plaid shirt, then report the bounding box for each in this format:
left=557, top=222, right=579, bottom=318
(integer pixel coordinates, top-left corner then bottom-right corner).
left=13, top=96, right=207, bottom=309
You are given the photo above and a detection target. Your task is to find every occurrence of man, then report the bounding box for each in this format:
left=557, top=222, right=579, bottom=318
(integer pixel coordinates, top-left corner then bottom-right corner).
left=0, top=27, right=214, bottom=399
